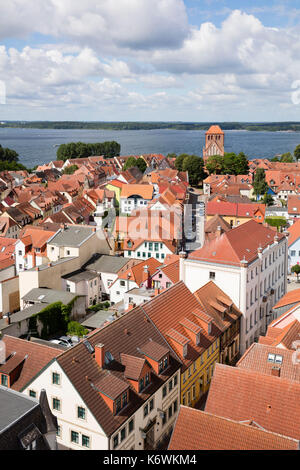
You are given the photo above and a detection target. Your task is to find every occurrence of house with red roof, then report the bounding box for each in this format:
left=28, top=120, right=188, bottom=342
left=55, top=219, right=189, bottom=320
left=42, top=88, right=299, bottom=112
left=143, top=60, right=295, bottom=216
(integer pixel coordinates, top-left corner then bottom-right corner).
left=180, top=219, right=288, bottom=354
left=15, top=226, right=57, bottom=273
left=109, top=258, right=162, bottom=305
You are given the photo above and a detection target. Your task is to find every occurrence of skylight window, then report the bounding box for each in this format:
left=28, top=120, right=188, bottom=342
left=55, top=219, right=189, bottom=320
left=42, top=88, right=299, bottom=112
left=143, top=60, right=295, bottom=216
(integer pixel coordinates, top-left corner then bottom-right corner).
left=105, top=351, right=114, bottom=365
left=83, top=340, right=95, bottom=354
left=38, top=295, right=45, bottom=300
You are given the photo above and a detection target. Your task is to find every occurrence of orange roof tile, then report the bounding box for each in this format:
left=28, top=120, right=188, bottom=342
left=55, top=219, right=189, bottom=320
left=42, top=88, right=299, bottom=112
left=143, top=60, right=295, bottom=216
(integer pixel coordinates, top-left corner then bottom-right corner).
left=169, top=406, right=299, bottom=450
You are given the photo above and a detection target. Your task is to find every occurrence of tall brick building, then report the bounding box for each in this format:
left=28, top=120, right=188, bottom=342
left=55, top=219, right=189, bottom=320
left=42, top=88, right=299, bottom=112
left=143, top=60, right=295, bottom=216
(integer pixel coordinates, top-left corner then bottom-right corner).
left=203, top=125, right=225, bottom=161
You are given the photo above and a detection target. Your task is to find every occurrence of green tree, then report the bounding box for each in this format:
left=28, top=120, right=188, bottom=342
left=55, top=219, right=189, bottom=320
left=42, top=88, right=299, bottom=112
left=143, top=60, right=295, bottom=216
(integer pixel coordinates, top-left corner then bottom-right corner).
left=206, top=155, right=224, bottom=174
left=123, top=156, right=139, bottom=170
left=263, top=193, right=274, bottom=206
left=175, top=154, right=189, bottom=171
left=0, top=144, right=19, bottom=162
left=234, top=152, right=249, bottom=174
left=253, top=168, right=268, bottom=197
left=67, top=321, right=88, bottom=337
left=280, top=152, right=294, bottom=162
left=63, top=164, right=78, bottom=175
left=57, top=141, right=121, bottom=161
left=265, top=217, right=287, bottom=231
left=291, top=264, right=300, bottom=281
left=294, top=145, right=300, bottom=161
left=123, top=156, right=147, bottom=173
left=182, top=155, right=206, bottom=187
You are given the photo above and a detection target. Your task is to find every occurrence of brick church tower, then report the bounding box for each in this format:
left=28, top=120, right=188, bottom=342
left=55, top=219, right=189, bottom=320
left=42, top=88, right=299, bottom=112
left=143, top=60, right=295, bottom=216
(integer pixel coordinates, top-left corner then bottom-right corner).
left=203, top=125, right=225, bottom=162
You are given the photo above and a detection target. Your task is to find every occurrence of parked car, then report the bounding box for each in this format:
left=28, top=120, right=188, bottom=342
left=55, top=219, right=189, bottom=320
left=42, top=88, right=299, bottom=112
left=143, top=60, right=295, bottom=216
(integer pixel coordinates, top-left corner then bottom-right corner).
left=59, top=336, right=73, bottom=347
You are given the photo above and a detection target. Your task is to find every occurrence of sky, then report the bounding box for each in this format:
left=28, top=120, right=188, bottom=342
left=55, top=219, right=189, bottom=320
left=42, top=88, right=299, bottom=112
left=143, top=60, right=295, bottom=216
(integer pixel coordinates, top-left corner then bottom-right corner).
left=0, top=0, right=300, bottom=122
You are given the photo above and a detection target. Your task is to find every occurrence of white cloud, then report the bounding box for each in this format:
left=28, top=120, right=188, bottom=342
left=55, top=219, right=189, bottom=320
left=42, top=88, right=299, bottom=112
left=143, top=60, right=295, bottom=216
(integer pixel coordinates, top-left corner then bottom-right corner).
left=0, top=0, right=189, bottom=52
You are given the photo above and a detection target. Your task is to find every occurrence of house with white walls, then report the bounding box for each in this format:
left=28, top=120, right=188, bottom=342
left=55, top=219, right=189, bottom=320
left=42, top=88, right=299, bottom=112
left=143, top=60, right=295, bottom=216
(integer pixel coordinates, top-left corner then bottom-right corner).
left=180, top=220, right=288, bottom=354
left=22, top=305, right=181, bottom=450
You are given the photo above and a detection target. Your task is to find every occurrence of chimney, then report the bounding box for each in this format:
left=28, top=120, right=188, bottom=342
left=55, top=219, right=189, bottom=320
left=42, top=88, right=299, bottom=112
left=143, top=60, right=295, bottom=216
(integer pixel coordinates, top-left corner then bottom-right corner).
left=142, top=265, right=149, bottom=285
left=154, top=288, right=160, bottom=296
left=216, top=225, right=223, bottom=238
left=271, top=367, right=281, bottom=377
left=4, top=313, right=11, bottom=325
left=95, top=343, right=105, bottom=368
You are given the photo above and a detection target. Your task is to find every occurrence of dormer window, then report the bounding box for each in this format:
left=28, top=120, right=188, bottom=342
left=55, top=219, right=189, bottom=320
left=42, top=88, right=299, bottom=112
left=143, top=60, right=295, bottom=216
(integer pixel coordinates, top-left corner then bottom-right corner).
left=159, top=356, right=168, bottom=374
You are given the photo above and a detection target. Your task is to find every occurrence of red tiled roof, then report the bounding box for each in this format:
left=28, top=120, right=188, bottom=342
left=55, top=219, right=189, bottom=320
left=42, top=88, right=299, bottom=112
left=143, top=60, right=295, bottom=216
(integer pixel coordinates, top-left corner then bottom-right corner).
left=273, top=289, right=300, bottom=309
left=2, top=336, right=61, bottom=391
left=237, top=343, right=300, bottom=381
left=189, top=220, right=285, bottom=267
left=288, top=218, right=300, bottom=246
left=141, top=282, right=222, bottom=369
left=168, top=406, right=299, bottom=450
left=206, top=125, right=224, bottom=135
left=205, top=363, right=300, bottom=440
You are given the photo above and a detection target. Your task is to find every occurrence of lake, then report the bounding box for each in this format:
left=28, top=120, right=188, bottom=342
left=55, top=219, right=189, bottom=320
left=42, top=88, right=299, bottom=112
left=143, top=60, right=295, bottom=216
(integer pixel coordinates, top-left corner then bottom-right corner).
left=0, top=127, right=300, bottom=168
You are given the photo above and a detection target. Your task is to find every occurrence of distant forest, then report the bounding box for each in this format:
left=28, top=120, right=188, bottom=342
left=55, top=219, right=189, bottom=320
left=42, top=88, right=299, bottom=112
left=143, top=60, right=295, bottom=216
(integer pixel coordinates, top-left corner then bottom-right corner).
left=1, top=121, right=300, bottom=132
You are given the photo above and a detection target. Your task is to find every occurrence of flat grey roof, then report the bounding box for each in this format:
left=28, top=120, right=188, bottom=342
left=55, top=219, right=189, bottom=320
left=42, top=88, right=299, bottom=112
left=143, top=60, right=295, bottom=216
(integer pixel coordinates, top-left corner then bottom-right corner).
left=0, top=304, right=50, bottom=332
left=126, top=288, right=155, bottom=297
left=0, top=386, right=38, bottom=433
left=81, top=310, right=115, bottom=329
left=85, top=255, right=130, bottom=274
left=22, top=288, right=83, bottom=305
left=62, top=270, right=97, bottom=283
left=48, top=225, right=95, bottom=247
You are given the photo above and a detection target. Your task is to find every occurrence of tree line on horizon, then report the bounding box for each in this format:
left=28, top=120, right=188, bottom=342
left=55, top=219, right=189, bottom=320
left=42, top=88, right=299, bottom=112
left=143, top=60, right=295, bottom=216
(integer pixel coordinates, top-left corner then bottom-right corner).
left=56, top=141, right=121, bottom=161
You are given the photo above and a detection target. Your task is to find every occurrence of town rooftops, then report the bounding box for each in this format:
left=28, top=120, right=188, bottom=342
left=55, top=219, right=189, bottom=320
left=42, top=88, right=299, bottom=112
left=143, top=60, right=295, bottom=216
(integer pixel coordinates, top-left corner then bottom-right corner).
left=47, top=224, right=96, bottom=247
left=22, top=288, right=82, bottom=305
left=189, top=219, right=285, bottom=267
left=168, top=406, right=299, bottom=450
left=55, top=304, right=181, bottom=436
left=140, top=281, right=222, bottom=368
left=237, top=343, right=300, bottom=382
left=205, top=363, right=300, bottom=441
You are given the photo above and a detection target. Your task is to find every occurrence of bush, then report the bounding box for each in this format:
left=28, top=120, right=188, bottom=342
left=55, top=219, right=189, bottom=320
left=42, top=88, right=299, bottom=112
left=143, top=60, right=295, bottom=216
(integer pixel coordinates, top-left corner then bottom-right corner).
left=67, top=321, right=88, bottom=337
left=265, top=217, right=287, bottom=231
left=87, top=301, right=110, bottom=312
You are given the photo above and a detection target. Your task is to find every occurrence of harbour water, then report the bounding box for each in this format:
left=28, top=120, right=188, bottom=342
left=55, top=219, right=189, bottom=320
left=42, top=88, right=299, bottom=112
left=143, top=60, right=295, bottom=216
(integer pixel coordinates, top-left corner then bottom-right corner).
left=0, top=127, right=300, bottom=168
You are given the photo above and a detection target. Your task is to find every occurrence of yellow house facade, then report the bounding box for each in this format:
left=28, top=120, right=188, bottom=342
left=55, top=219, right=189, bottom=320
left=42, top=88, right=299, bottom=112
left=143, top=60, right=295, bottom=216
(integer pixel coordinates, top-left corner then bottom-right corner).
left=181, top=337, right=220, bottom=407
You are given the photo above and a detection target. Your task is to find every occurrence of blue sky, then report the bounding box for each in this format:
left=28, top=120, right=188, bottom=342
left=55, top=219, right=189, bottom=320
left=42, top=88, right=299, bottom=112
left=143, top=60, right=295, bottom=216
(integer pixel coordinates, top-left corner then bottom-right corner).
left=0, top=0, right=300, bottom=121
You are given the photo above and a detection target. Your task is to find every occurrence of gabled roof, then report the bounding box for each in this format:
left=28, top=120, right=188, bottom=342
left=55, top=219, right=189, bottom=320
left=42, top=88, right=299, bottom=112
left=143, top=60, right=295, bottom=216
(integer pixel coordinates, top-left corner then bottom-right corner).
left=194, top=281, right=242, bottom=332
left=168, top=406, right=299, bottom=450
left=56, top=304, right=181, bottom=436
left=2, top=336, right=60, bottom=392
left=206, top=125, right=224, bottom=135
left=141, top=281, right=222, bottom=368
left=205, top=363, right=300, bottom=440
left=118, top=258, right=162, bottom=285
left=189, top=220, right=285, bottom=267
